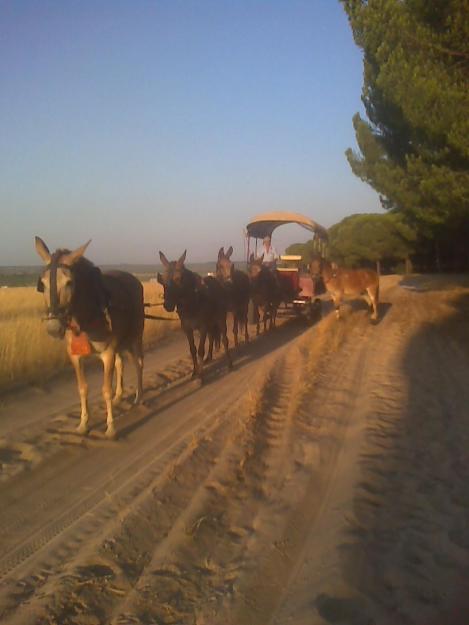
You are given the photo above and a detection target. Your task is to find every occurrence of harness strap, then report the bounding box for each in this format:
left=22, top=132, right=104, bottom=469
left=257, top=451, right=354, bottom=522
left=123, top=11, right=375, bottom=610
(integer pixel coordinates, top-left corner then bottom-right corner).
left=47, top=257, right=71, bottom=317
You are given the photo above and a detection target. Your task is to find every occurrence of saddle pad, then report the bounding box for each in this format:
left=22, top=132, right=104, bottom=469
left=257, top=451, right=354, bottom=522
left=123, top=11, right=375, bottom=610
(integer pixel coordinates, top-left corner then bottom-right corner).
left=71, top=332, right=92, bottom=356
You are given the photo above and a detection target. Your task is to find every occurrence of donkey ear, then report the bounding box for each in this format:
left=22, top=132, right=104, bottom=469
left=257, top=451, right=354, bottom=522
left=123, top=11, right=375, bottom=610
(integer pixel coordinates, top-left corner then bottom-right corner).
left=156, top=272, right=164, bottom=285
left=61, top=240, right=91, bottom=266
left=218, top=247, right=224, bottom=260
left=177, top=250, right=187, bottom=266
left=226, top=246, right=233, bottom=259
left=35, top=236, right=51, bottom=264
left=159, top=251, right=170, bottom=268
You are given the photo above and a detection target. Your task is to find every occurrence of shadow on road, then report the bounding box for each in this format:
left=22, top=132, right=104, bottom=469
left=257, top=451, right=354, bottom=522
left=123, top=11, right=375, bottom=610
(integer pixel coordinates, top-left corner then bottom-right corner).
left=336, top=289, right=469, bottom=625
left=116, top=316, right=313, bottom=439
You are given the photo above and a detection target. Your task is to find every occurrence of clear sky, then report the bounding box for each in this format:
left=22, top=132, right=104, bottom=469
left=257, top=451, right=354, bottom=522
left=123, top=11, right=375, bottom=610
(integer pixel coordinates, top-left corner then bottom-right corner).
left=1, top=0, right=381, bottom=265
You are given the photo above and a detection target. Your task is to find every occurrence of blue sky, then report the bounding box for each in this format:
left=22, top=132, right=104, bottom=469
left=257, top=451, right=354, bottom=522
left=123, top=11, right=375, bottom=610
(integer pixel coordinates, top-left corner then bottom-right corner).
left=1, top=1, right=381, bottom=265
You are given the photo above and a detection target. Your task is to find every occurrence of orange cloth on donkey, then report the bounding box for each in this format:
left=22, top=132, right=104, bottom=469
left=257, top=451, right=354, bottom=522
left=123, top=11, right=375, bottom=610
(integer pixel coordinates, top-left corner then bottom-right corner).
left=71, top=331, right=92, bottom=356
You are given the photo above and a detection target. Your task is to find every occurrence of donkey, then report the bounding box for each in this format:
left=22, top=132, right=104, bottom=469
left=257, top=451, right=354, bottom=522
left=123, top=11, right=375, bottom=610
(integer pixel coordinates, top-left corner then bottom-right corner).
left=310, top=256, right=379, bottom=321
left=157, top=250, right=232, bottom=380
left=215, top=246, right=251, bottom=346
left=35, top=237, right=144, bottom=438
left=247, top=253, right=281, bottom=334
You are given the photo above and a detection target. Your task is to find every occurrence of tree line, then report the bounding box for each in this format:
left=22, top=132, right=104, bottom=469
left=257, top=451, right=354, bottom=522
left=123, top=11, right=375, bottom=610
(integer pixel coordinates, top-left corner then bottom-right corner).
left=298, top=1, right=468, bottom=272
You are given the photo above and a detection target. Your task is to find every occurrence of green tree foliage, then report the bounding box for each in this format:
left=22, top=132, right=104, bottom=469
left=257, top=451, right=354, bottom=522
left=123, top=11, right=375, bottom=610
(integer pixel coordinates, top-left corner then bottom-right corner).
left=341, top=0, right=469, bottom=262
left=328, top=213, right=416, bottom=271
left=285, top=239, right=322, bottom=262
left=286, top=213, right=415, bottom=271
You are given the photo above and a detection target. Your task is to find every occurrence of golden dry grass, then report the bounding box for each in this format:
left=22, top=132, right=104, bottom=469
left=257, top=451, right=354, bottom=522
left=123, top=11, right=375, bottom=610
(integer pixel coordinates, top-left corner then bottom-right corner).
left=0, top=281, right=178, bottom=392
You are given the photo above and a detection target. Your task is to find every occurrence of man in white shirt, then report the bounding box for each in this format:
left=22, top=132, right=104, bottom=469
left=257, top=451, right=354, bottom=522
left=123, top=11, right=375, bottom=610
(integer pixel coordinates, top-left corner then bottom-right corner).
left=261, top=236, right=279, bottom=269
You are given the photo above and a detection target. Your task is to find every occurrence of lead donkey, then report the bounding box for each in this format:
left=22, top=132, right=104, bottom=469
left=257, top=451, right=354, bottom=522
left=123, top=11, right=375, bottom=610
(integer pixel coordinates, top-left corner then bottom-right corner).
left=35, top=237, right=144, bottom=438
left=310, top=256, right=379, bottom=321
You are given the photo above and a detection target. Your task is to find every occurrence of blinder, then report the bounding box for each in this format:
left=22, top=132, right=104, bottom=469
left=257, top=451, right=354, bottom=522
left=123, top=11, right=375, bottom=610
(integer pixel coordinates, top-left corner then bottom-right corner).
left=40, top=257, right=73, bottom=322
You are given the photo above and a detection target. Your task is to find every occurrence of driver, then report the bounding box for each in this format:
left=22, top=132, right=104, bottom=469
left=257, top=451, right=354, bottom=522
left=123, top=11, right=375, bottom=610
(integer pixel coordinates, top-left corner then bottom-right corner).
left=261, top=236, right=279, bottom=269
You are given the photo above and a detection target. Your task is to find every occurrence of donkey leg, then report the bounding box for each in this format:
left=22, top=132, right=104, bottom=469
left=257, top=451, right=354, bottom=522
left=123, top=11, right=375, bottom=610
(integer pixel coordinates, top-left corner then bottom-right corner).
left=204, top=329, right=214, bottom=363
left=101, top=349, right=116, bottom=438
left=129, top=342, right=144, bottom=404
left=363, top=292, right=372, bottom=310
left=367, top=287, right=379, bottom=321
left=113, top=352, right=124, bottom=404
left=233, top=313, right=239, bottom=348
left=221, top=319, right=233, bottom=370
left=187, top=330, right=199, bottom=378
left=263, top=307, right=268, bottom=333
left=270, top=305, right=277, bottom=330
left=222, top=327, right=233, bottom=369
left=197, top=329, right=207, bottom=380
left=243, top=307, right=249, bottom=343
left=333, top=295, right=342, bottom=320
left=70, top=355, right=89, bottom=435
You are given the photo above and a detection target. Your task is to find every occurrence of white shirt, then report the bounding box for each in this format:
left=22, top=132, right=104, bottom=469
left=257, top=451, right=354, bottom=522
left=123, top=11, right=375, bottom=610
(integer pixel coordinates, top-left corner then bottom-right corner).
left=262, top=245, right=279, bottom=264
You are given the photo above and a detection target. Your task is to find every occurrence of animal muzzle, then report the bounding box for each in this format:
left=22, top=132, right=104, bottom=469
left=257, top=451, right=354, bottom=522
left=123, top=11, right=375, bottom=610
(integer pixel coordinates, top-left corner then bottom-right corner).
left=45, top=317, right=66, bottom=339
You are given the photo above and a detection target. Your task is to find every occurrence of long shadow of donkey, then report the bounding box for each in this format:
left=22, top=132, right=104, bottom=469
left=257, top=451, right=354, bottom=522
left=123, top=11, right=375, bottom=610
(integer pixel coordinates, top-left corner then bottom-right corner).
left=157, top=250, right=232, bottom=382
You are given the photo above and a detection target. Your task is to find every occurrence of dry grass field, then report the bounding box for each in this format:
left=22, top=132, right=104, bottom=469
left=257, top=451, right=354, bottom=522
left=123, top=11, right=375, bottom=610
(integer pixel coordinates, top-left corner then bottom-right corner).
left=0, top=281, right=178, bottom=392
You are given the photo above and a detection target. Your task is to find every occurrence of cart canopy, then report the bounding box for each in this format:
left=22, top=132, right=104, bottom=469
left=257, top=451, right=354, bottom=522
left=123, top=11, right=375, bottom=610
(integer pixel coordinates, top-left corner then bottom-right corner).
left=246, top=211, right=328, bottom=241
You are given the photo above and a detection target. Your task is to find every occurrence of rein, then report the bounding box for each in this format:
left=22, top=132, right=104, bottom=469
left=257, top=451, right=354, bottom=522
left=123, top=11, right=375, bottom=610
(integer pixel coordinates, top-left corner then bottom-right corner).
left=49, top=260, right=70, bottom=318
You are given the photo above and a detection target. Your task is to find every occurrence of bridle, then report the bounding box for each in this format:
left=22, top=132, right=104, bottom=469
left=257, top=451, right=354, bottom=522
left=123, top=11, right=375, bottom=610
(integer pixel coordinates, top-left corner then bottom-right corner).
left=37, top=253, right=73, bottom=326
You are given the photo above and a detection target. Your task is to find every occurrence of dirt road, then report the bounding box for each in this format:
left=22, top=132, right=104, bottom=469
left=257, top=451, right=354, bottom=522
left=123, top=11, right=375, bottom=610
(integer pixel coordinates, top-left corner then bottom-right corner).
left=1, top=275, right=469, bottom=625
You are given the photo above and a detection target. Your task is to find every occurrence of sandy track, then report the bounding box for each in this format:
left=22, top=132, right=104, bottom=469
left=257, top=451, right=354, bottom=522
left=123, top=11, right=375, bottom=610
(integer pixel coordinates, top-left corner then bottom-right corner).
left=1, top=275, right=469, bottom=625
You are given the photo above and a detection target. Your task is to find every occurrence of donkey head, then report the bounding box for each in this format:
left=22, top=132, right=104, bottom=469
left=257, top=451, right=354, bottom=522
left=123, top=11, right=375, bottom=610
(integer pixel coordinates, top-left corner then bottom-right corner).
left=216, top=246, right=234, bottom=284
left=157, top=250, right=187, bottom=312
left=35, top=237, right=91, bottom=338
left=247, top=253, right=264, bottom=281
left=310, top=256, right=336, bottom=284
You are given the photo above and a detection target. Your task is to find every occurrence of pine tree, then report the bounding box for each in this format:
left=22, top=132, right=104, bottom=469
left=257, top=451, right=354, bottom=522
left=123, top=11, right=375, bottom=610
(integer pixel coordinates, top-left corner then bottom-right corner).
left=341, top=0, right=469, bottom=266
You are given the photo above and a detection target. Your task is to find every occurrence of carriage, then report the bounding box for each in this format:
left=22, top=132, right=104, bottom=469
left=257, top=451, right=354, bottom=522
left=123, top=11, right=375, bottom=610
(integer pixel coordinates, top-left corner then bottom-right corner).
left=245, top=212, right=328, bottom=324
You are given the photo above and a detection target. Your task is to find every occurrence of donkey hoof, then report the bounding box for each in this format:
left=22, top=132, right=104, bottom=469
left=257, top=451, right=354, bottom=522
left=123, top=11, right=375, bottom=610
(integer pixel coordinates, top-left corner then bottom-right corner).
left=76, top=423, right=89, bottom=436
left=105, top=426, right=117, bottom=439
left=112, top=395, right=122, bottom=406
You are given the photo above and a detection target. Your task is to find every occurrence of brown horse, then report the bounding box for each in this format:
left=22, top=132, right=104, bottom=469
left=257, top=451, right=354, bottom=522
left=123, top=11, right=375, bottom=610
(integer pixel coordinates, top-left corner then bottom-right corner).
left=35, top=237, right=144, bottom=438
left=157, top=250, right=232, bottom=380
left=310, top=257, right=379, bottom=321
left=216, top=246, right=251, bottom=346
left=247, top=253, right=281, bottom=334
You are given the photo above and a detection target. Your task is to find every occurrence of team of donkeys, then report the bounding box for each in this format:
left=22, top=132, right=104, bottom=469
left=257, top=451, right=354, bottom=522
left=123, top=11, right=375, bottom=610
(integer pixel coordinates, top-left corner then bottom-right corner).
left=34, top=236, right=379, bottom=439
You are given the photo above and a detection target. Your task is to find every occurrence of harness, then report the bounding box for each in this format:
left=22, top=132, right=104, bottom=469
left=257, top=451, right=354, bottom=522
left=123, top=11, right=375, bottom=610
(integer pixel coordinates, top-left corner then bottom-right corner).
left=37, top=253, right=110, bottom=337
left=37, top=252, right=72, bottom=325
